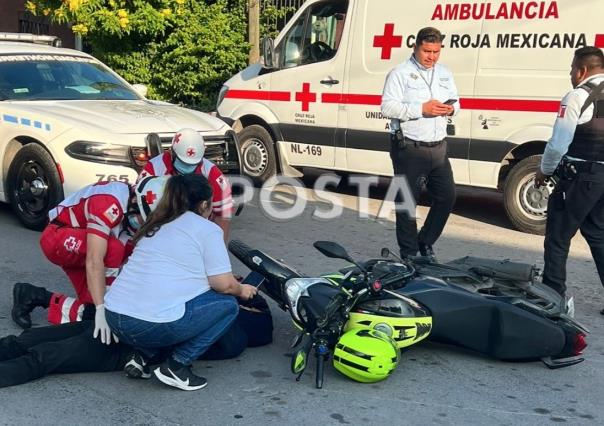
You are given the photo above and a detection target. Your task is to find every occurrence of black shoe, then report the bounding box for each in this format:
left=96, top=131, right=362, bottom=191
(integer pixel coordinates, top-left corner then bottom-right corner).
left=418, top=242, right=436, bottom=259
left=600, top=308, right=604, bottom=316
left=153, top=362, right=208, bottom=391
left=124, top=351, right=151, bottom=379
left=11, top=283, right=50, bottom=329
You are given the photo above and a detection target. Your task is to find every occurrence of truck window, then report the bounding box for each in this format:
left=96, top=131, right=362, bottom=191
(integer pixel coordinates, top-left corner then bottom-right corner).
left=277, top=0, right=348, bottom=69
left=0, top=58, right=140, bottom=101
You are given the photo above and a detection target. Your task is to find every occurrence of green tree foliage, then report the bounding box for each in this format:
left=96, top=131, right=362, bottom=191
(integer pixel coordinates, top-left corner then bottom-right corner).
left=26, top=0, right=253, bottom=111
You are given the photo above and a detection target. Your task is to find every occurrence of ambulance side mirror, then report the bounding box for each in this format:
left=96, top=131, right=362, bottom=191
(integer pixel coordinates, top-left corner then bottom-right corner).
left=261, top=37, right=276, bottom=69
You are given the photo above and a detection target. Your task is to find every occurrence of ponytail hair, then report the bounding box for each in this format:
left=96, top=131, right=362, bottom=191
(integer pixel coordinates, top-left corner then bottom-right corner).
left=132, top=174, right=213, bottom=244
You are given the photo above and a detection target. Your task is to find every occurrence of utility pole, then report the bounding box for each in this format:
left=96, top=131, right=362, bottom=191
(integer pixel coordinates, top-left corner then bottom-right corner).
left=248, top=0, right=260, bottom=64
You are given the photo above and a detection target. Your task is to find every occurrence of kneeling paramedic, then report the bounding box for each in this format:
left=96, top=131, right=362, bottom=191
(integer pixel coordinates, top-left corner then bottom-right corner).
left=11, top=180, right=152, bottom=341
left=137, top=128, right=234, bottom=240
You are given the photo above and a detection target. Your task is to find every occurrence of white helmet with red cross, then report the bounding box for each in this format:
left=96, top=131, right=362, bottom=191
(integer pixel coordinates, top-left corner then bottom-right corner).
left=171, top=128, right=205, bottom=165
left=135, top=175, right=170, bottom=221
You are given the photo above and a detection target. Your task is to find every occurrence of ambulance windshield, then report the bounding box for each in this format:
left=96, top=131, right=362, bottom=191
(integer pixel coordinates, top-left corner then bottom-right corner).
left=277, top=0, right=348, bottom=69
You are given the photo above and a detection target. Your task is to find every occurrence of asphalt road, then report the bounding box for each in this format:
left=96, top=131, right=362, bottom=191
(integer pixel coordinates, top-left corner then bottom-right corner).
left=0, top=183, right=602, bottom=426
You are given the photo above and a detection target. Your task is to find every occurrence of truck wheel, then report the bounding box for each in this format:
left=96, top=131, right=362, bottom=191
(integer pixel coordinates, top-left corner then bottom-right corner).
left=238, top=125, right=277, bottom=185
left=7, top=144, right=64, bottom=231
left=503, top=155, right=553, bottom=235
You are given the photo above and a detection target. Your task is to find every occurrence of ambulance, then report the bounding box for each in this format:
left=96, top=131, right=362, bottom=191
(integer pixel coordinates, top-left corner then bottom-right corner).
left=217, top=0, right=604, bottom=234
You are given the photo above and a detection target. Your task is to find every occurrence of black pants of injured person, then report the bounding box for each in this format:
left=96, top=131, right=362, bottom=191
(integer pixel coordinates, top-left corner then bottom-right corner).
left=543, top=164, right=604, bottom=297
left=390, top=135, right=456, bottom=257
left=0, top=307, right=273, bottom=388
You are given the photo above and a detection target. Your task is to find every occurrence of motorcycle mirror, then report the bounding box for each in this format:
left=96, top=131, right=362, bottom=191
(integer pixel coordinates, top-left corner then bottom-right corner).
left=290, top=334, right=313, bottom=378
left=314, top=241, right=353, bottom=262
left=381, top=247, right=404, bottom=263
left=314, top=241, right=368, bottom=275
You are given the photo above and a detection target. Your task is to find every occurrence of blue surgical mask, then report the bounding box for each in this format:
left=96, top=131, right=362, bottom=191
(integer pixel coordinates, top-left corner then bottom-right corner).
left=128, top=214, right=142, bottom=231
left=174, top=157, right=198, bottom=175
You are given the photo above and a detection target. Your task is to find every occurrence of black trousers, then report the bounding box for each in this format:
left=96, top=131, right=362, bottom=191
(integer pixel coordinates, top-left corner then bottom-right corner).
left=0, top=310, right=273, bottom=388
left=543, top=168, right=604, bottom=296
left=0, top=321, right=129, bottom=388
left=390, top=136, right=456, bottom=257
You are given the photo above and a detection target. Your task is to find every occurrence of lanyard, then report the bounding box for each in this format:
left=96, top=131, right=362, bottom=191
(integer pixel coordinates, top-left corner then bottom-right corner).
left=411, top=56, right=434, bottom=97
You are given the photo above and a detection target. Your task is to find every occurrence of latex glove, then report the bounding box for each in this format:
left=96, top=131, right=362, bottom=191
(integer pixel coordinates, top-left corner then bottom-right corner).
left=93, top=304, right=118, bottom=345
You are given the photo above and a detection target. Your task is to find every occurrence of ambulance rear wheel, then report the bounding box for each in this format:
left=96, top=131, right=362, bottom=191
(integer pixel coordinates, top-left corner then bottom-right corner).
left=503, top=155, right=552, bottom=235
left=238, top=125, right=277, bottom=185
left=7, top=143, right=64, bottom=231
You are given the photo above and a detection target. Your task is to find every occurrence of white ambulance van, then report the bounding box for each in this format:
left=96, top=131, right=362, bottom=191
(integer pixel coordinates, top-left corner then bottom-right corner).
left=217, top=0, right=604, bottom=234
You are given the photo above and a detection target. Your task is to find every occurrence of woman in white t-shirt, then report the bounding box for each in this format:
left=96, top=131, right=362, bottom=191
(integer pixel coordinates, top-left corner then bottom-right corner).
left=104, top=174, right=257, bottom=391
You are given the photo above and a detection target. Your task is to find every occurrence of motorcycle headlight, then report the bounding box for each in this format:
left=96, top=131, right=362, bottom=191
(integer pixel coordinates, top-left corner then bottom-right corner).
left=373, top=322, right=394, bottom=337
left=284, top=278, right=332, bottom=325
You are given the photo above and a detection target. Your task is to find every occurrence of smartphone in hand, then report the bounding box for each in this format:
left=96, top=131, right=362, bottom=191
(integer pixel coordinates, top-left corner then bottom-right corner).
left=242, top=271, right=266, bottom=289
left=443, top=98, right=458, bottom=105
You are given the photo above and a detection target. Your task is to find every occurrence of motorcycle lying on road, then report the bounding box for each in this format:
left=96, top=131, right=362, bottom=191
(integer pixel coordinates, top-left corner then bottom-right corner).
left=229, top=240, right=589, bottom=388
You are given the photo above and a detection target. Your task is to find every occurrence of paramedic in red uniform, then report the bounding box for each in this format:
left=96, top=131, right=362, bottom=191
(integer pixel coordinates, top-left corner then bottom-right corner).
left=535, top=46, right=604, bottom=314
left=11, top=181, right=143, bottom=343
left=381, top=27, right=459, bottom=259
left=137, top=128, right=233, bottom=240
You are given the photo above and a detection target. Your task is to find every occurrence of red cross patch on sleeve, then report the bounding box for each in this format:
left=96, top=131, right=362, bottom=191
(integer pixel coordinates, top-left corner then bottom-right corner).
left=217, top=175, right=229, bottom=190
left=558, top=105, right=567, bottom=118
left=103, top=203, right=121, bottom=223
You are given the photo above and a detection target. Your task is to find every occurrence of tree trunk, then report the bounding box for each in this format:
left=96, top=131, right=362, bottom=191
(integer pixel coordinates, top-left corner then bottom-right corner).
left=248, top=0, right=260, bottom=64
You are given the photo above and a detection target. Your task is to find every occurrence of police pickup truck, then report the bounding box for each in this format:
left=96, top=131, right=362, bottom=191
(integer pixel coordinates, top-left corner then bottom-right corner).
left=0, top=33, right=239, bottom=229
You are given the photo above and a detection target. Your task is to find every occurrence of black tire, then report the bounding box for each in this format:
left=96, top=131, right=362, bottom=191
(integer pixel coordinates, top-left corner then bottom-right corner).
left=7, top=144, right=64, bottom=231
left=238, top=125, right=277, bottom=185
left=228, top=239, right=255, bottom=265
left=503, top=155, right=553, bottom=235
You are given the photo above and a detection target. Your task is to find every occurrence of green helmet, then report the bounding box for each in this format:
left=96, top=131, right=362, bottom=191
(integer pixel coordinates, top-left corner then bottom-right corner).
left=333, top=328, right=400, bottom=383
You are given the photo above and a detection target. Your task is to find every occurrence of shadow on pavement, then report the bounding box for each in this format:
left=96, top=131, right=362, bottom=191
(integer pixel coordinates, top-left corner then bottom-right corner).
left=299, top=169, right=515, bottom=231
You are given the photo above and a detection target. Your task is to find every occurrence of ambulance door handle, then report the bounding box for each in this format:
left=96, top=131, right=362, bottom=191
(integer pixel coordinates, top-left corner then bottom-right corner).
left=320, top=78, right=339, bottom=85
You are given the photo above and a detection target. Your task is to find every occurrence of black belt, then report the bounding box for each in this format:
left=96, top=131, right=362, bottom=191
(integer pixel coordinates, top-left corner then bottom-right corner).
left=405, top=137, right=444, bottom=147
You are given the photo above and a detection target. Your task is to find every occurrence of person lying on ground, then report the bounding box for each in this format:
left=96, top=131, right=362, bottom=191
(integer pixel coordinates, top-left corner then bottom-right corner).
left=0, top=296, right=272, bottom=389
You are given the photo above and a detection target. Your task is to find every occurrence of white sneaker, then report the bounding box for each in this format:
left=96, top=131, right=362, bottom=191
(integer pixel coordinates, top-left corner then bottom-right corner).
left=153, top=363, right=208, bottom=391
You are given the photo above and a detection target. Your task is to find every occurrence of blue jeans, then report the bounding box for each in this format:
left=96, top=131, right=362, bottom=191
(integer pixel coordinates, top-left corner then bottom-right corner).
left=106, top=290, right=238, bottom=365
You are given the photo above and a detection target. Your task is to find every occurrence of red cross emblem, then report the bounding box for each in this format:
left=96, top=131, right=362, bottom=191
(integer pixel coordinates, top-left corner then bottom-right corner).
left=373, top=23, right=403, bottom=60
left=63, top=236, right=78, bottom=252
left=145, top=190, right=157, bottom=204
left=295, top=83, right=317, bottom=112
left=186, top=148, right=196, bottom=157
left=173, top=132, right=182, bottom=144
left=112, top=207, right=119, bottom=216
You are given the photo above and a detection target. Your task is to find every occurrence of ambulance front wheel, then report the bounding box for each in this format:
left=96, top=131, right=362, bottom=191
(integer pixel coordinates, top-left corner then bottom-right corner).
left=238, top=125, right=277, bottom=185
left=7, top=143, right=64, bottom=231
left=503, top=155, right=552, bottom=235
